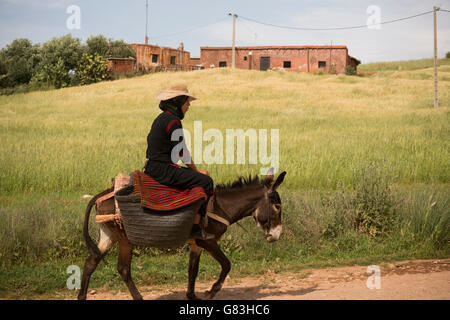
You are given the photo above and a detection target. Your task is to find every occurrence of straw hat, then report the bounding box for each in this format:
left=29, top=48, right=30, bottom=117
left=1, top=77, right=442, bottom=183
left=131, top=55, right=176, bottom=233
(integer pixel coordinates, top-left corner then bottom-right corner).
left=156, top=83, right=197, bottom=101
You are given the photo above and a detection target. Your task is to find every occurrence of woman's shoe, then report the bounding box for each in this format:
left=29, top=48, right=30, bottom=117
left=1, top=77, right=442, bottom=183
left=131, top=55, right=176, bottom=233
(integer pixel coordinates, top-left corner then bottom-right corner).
left=190, top=224, right=215, bottom=240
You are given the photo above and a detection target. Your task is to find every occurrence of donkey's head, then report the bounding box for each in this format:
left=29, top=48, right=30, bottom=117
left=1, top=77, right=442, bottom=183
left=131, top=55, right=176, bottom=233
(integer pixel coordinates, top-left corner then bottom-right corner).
left=253, top=169, right=286, bottom=243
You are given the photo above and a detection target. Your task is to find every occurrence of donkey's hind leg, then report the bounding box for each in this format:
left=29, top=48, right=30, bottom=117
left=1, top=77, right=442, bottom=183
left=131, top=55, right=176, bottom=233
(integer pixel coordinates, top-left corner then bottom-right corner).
left=78, top=224, right=117, bottom=300
left=117, top=237, right=143, bottom=300
left=186, top=242, right=203, bottom=300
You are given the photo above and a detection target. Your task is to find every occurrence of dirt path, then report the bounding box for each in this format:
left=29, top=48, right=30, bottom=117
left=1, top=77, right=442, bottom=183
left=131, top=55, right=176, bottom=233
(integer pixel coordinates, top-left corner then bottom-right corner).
left=84, top=259, right=450, bottom=300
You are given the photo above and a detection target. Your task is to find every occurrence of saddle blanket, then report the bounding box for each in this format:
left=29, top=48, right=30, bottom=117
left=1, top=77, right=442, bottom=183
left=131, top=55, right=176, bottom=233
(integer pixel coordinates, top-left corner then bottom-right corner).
left=132, top=170, right=207, bottom=211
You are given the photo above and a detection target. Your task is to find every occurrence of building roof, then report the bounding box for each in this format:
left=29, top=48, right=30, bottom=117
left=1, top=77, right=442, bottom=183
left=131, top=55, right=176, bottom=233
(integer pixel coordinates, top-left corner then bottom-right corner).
left=130, top=43, right=188, bottom=53
left=349, top=55, right=361, bottom=65
left=107, top=57, right=136, bottom=61
left=200, top=45, right=348, bottom=50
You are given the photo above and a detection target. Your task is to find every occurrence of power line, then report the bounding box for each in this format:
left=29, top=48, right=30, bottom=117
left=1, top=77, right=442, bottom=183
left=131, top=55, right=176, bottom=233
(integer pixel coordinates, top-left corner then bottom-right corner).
left=239, top=19, right=259, bottom=43
left=239, top=9, right=440, bottom=31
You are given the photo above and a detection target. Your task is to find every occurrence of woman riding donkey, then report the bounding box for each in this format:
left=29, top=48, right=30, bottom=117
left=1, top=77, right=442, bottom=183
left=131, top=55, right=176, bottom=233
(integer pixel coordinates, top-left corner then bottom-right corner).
left=144, top=83, right=214, bottom=240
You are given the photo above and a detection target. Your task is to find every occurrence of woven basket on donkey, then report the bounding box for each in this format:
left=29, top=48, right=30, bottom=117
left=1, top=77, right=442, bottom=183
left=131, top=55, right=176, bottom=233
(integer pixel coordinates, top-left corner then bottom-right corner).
left=115, top=185, right=202, bottom=248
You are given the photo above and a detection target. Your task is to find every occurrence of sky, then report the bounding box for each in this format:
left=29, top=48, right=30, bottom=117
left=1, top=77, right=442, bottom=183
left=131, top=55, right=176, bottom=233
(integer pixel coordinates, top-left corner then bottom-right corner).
left=0, top=0, right=449, bottom=63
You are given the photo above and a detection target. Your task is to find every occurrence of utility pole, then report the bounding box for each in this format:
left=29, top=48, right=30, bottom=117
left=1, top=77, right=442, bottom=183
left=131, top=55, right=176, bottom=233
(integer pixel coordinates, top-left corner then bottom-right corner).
left=228, top=13, right=237, bottom=69
left=143, top=0, right=149, bottom=71
left=433, top=6, right=439, bottom=108
left=329, top=40, right=333, bottom=73
left=145, top=0, right=149, bottom=45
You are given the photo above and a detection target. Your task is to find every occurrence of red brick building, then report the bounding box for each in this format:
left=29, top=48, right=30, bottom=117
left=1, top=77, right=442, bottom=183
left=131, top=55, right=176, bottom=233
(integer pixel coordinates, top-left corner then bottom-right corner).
left=130, top=42, right=193, bottom=71
left=200, top=45, right=360, bottom=73
left=107, top=57, right=136, bottom=73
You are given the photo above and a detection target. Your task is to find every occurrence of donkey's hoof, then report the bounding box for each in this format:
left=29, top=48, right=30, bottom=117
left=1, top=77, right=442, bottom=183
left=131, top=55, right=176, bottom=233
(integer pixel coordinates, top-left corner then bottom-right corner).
left=186, top=292, right=201, bottom=300
left=203, top=290, right=214, bottom=300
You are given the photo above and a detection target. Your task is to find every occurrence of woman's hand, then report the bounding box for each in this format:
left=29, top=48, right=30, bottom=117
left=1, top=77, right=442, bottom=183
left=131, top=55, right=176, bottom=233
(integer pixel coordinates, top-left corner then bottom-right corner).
left=198, top=169, right=210, bottom=176
left=186, top=162, right=210, bottom=176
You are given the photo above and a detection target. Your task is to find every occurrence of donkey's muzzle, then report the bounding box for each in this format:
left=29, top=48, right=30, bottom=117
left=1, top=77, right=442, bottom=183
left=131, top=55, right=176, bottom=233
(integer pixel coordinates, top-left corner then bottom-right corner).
left=265, top=225, right=282, bottom=242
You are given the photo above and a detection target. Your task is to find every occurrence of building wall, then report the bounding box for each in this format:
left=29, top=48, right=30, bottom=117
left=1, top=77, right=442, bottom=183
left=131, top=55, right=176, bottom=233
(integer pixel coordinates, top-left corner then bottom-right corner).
left=347, top=57, right=360, bottom=71
left=190, top=57, right=201, bottom=66
left=200, top=46, right=353, bottom=74
left=107, top=59, right=136, bottom=73
left=131, top=44, right=190, bottom=70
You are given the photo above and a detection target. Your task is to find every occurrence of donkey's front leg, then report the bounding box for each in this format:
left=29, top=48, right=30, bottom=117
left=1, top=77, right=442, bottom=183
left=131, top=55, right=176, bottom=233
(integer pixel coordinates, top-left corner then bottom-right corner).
left=197, top=240, right=231, bottom=300
left=186, top=242, right=203, bottom=300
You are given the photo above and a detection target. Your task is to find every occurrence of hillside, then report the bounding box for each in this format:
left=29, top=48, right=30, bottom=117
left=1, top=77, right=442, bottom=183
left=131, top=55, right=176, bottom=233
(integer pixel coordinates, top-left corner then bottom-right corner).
left=1, top=65, right=449, bottom=194
left=359, top=58, right=450, bottom=72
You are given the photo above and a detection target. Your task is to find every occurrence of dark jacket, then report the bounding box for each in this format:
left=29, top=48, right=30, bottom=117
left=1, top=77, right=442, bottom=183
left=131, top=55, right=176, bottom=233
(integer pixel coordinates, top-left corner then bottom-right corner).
left=144, top=110, right=213, bottom=192
left=145, top=110, right=191, bottom=164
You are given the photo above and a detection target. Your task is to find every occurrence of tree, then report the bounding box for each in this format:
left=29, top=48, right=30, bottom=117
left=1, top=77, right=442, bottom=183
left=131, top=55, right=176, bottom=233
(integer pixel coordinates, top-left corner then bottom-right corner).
left=34, top=34, right=84, bottom=88
left=446, top=51, right=450, bottom=59
left=76, top=53, right=108, bottom=85
left=86, top=35, right=136, bottom=59
left=109, top=39, right=136, bottom=58
left=0, top=38, right=41, bottom=87
left=86, top=35, right=109, bottom=57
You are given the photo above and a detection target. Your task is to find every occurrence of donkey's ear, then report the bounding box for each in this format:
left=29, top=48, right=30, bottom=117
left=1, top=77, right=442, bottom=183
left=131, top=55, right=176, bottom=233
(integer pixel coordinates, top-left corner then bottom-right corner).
left=270, top=171, right=286, bottom=192
left=266, top=167, right=274, bottom=180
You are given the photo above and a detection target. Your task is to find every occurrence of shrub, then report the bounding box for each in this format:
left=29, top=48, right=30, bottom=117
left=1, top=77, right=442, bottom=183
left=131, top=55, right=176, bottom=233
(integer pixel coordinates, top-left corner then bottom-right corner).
left=109, top=39, right=136, bottom=58
left=352, top=161, right=397, bottom=236
left=34, top=34, right=83, bottom=88
left=0, top=39, right=41, bottom=88
left=86, top=35, right=110, bottom=57
left=76, top=53, right=108, bottom=85
left=345, top=65, right=357, bottom=75
left=313, top=70, right=325, bottom=75
left=31, top=57, right=68, bottom=89
left=321, top=190, right=354, bottom=238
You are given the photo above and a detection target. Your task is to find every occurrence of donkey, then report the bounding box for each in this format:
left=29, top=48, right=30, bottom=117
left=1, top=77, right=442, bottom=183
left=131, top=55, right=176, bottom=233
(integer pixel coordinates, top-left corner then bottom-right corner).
left=77, top=170, right=286, bottom=300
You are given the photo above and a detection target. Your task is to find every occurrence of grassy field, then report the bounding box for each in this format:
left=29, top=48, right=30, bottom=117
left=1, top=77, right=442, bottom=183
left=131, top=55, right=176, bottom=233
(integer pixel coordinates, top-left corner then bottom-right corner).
left=358, top=57, right=450, bottom=72
left=0, top=60, right=449, bottom=298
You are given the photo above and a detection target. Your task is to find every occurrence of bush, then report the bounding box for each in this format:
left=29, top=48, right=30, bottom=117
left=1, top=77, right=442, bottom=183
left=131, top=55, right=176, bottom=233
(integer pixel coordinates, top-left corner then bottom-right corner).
left=31, top=57, right=68, bottom=89
left=0, top=39, right=41, bottom=88
left=321, top=190, right=354, bottom=238
left=352, top=161, right=397, bottom=236
left=86, top=35, right=110, bottom=57
left=109, top=39, right=136, bottom=58
left=313, top=70, right=325, bottom=75
left=87, top=36, right=136, bottom=59
left=76, top=53, right=108, bottom=85
left=34, top=34, right=84, bottom=88
left=1, top=34, right=135, bottom=91
left=345, top=65, right=357, bottom=75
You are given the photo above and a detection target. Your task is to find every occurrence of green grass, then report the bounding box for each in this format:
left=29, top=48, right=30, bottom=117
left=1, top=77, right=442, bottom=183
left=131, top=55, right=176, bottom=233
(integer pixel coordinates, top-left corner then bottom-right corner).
left=0, top=61, right=449, bottom=298
left=359, top=58, right=450, bottom=72
left=0, top=186, right=447, bottom=299
left=1, top=67, right=449, bottom=193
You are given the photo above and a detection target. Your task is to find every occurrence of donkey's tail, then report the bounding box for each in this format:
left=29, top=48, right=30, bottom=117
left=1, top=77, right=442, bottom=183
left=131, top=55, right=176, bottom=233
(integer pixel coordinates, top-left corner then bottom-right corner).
left=83, top=187, right=114, bottom=257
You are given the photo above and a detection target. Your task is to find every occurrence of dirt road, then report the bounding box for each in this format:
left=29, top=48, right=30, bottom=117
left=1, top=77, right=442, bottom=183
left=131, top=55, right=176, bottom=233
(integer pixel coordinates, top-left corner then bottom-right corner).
left=85, top=259, right=449, bottom=300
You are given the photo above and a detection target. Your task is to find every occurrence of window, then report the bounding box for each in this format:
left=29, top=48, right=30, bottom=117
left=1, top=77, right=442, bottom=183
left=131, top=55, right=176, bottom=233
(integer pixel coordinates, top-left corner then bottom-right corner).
left=170, top=56, right=176, bottom=65
left=318, top=61, right=326, bottom=68
left=152, top=54, right=158, bottom=63
left=244, top=56, right=247, bottom=61
left=219, top=61, right=227, bottom=67
left=283, top=61, right=291, bottom=68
